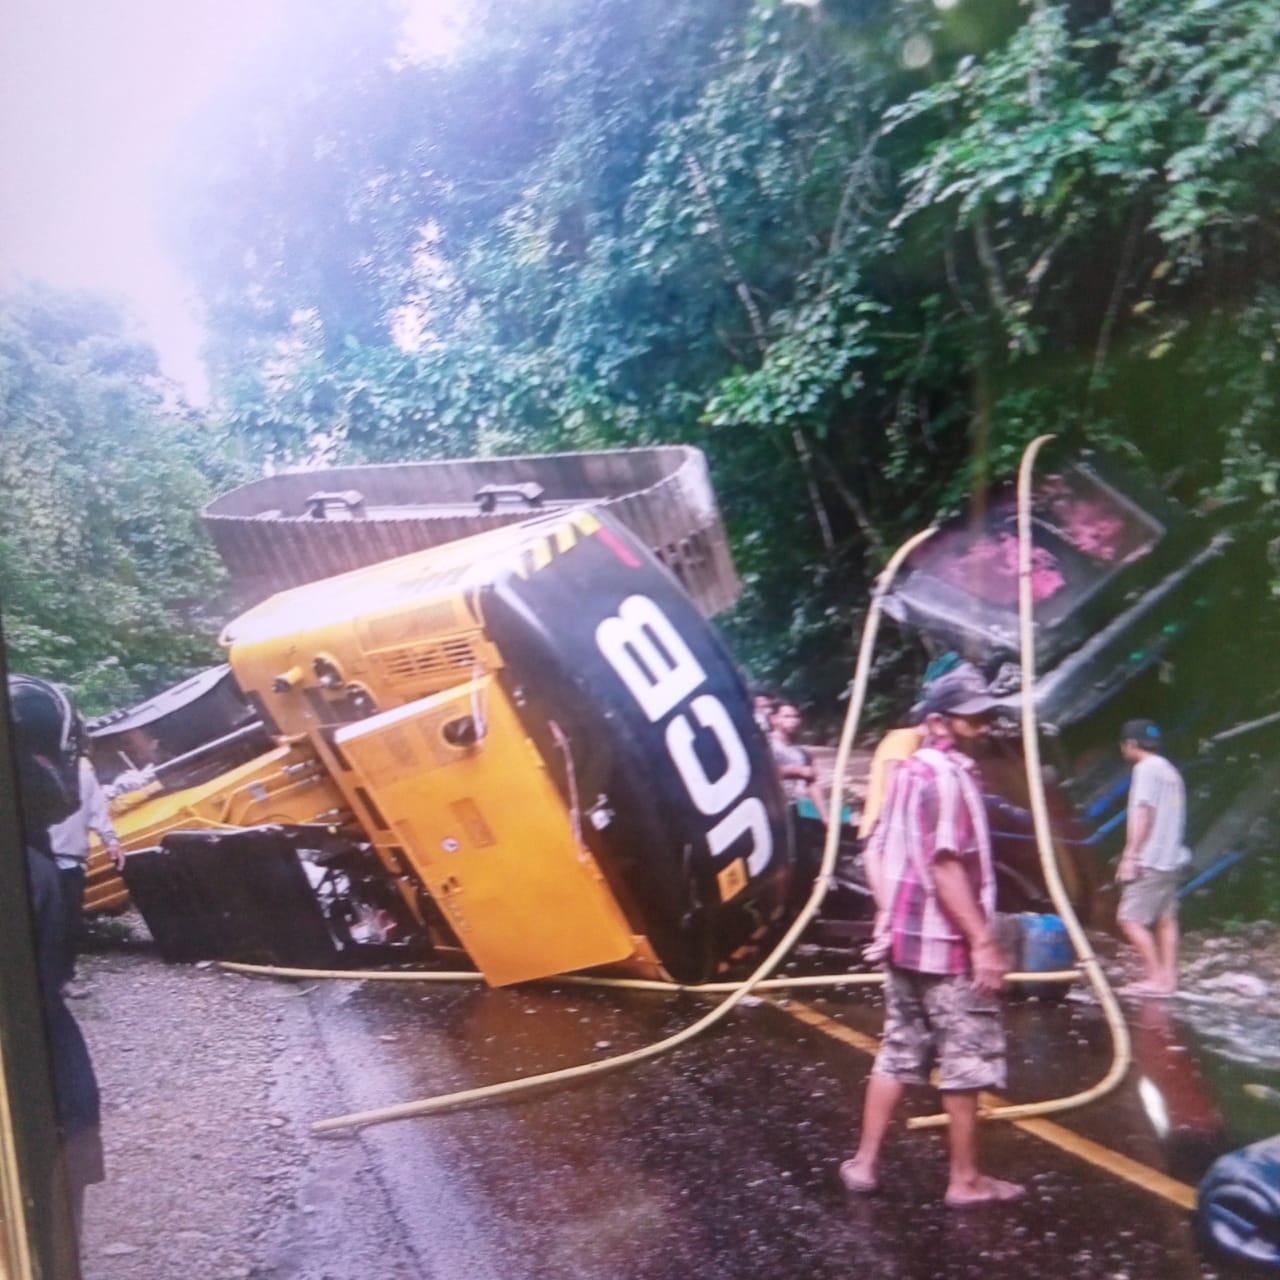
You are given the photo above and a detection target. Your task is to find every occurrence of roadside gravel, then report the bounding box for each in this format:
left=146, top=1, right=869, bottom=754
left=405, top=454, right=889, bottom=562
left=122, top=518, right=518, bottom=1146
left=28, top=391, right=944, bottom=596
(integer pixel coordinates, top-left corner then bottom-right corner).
left=74, top=916, right=424, bottom=1280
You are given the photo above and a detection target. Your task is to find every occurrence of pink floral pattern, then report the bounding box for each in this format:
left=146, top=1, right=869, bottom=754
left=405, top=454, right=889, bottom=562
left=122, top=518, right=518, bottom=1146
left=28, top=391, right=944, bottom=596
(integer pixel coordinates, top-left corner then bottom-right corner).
left=937, top=532, right=1065, bottom=605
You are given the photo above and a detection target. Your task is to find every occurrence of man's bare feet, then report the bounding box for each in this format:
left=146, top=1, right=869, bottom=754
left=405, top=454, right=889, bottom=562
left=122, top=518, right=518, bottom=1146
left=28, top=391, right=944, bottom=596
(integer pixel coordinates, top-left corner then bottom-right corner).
left=944, top=1175, right=1024, bottom=1207
left=1117, top=980, right=1172, bottom=998
left=839, top=1158, right=878, bottom=1194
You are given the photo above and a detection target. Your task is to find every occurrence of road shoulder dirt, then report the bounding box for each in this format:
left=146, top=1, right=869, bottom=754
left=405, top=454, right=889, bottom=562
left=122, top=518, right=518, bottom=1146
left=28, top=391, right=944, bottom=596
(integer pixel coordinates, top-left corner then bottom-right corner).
left=76, top=925, right=423, bottom=1280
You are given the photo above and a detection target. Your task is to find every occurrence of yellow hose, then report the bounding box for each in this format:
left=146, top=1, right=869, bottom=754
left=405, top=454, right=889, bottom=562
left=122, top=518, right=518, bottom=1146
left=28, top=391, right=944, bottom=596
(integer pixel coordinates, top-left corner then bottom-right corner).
left=221, top=960, right=1080, bottom=991
left=907, top=433, right=1131, bottom=1131
left=307, top=524, right=939, bottom=1133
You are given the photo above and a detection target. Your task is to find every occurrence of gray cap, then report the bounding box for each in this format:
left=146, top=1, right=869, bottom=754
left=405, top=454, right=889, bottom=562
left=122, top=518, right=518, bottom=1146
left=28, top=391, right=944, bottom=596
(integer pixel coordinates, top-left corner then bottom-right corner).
left=909, top=668, right=1003, bottom=722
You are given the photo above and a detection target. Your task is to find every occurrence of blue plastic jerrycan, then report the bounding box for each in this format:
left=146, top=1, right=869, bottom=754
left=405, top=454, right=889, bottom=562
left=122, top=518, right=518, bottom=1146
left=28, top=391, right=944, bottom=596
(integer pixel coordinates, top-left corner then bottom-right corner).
left=1015, top=912, right=1074, bottom=997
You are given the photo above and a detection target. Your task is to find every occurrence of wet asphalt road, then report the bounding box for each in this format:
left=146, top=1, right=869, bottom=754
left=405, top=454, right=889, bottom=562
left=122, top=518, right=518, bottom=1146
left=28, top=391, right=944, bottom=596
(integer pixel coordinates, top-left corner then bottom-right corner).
left=284, top=972, right=1237, bottom=1280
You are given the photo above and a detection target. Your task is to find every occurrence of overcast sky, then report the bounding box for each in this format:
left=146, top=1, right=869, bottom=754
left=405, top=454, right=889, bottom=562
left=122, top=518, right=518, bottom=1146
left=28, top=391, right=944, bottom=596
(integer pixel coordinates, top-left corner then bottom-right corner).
left=0, top=1, right=460, bottom=406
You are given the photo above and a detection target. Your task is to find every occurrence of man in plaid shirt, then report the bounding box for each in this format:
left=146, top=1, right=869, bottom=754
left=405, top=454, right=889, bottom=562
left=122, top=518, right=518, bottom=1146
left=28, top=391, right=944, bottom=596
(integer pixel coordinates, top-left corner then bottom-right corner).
left=841, top=670, right=1024, bottom=1206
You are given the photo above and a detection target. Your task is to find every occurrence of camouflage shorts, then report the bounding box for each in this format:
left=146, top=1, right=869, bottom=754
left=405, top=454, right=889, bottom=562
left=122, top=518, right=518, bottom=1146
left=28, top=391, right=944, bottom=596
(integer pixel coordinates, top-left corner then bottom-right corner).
left=874, top=966, right=1007, bottom=1092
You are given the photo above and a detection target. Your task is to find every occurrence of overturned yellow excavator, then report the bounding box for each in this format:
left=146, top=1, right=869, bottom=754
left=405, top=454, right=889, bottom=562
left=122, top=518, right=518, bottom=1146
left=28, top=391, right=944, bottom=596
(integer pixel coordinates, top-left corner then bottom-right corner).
left=85, top=450, right=800, bottom=986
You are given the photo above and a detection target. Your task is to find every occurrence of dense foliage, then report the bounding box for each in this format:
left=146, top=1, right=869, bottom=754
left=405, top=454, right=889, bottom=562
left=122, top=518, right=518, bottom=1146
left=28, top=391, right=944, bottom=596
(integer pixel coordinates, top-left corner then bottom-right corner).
left=163, top=0, right=1280, bottom=706
left=0, top=286, right=244, bottom=713
left=9, top=0, right=1280, bottom=716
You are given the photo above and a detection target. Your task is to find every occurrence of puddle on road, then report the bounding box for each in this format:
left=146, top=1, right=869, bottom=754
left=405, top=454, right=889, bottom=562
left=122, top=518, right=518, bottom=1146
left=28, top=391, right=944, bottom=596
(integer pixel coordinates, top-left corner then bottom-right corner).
left=1100, top=924, right=1280, bottom=1178
left=1168, top=925, right=1280, bottom=1147
left=1177, top=1021, right=1280, bottom=1150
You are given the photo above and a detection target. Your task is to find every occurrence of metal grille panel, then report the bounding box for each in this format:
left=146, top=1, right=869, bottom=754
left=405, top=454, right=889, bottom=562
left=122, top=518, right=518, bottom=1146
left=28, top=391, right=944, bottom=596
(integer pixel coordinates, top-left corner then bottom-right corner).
left=375, top=635, right=480, bottom=686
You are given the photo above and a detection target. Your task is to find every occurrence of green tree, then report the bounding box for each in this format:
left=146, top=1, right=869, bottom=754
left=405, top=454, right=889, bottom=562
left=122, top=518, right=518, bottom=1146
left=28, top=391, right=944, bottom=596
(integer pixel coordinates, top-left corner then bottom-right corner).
left=173, top=0, right=1280, bottom=705
left=0, top=285, right=243, bottom=713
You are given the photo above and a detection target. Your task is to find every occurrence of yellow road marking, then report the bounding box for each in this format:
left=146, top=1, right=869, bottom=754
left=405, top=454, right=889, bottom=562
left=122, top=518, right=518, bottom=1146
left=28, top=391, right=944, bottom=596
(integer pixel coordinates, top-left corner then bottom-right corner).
left=1011, top=1114, right=1196, bottom=1210
left=782, top=1001, right=883, bottom=1056
left=778, top=999, right=1197, bottom=1211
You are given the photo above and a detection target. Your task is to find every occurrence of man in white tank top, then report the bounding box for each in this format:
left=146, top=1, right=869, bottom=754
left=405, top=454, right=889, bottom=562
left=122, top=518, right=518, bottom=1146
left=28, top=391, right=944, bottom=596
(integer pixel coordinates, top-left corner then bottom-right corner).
left=1116, top=719, right=1190, bottom=997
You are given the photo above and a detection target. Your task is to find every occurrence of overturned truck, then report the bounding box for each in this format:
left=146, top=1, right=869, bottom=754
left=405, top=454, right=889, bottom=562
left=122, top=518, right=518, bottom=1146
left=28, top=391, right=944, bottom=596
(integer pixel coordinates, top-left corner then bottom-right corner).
left=879, top=451, right=1259, bottom=916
